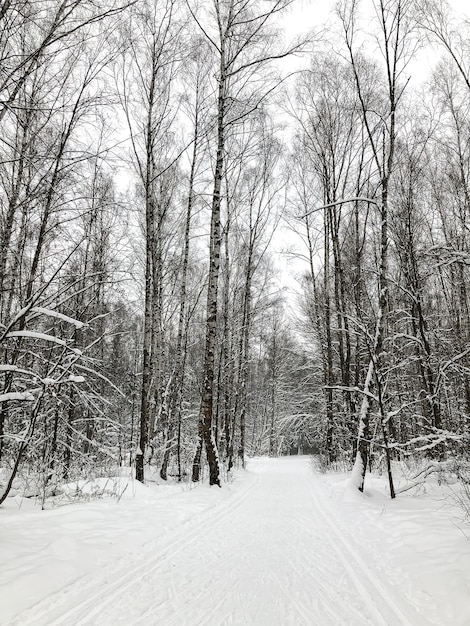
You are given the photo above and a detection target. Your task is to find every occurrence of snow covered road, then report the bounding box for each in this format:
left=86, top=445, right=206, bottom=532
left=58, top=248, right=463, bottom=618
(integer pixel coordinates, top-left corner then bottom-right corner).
left=5, top=456, right=434, bottom=626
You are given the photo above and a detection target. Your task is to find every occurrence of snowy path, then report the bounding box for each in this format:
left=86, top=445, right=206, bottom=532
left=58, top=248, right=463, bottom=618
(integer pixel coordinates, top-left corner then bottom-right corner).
left=7, top=457, right=427, bottom=626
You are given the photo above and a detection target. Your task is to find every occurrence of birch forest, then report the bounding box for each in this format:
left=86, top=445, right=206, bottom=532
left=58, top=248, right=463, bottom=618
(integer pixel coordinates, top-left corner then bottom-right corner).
left=1, top=0, right=470, bottom=502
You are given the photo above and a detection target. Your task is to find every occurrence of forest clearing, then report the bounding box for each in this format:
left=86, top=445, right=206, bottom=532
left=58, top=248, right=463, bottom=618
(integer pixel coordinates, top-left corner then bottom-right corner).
left=2, top=456, right=470, bottom=625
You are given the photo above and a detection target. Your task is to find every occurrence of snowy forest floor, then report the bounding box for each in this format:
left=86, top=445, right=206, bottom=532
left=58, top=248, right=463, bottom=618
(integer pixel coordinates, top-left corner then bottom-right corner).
left=1, top=456, right=470, bottom=625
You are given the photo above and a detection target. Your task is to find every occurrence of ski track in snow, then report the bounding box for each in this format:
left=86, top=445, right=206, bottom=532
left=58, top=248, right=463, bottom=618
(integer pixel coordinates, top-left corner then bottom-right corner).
left=304, top=477, right=417, bottom=626
left=8, top=457, right=430, bottom=626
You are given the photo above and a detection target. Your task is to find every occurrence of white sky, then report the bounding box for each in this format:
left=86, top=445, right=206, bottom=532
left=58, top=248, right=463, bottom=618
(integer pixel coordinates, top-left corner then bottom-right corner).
left=283, top=0, right=470, bottom=34
left=274, top=0, right=470, bottom=313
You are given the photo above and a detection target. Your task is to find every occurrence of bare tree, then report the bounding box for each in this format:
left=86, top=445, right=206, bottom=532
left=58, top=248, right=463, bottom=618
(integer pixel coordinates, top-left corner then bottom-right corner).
left=338, top=0, right=416, bottom=496
left=0, top=20, right=121, bottom=467
left=116, top=0, right=182, bottom=482
left=189, top=0, right=304, bottom=486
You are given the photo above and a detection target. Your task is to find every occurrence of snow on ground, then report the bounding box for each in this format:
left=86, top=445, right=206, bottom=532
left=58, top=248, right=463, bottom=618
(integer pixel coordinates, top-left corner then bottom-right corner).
left=1, top=456, right=470, bottom=625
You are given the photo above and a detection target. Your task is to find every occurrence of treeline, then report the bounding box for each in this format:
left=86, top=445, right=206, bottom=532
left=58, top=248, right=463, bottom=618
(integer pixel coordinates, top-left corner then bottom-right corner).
left=290, top=0, right=470, bottom=495
left=0, top=0, right=316, bottom=502
left=0, top=0, right=469, bottom=502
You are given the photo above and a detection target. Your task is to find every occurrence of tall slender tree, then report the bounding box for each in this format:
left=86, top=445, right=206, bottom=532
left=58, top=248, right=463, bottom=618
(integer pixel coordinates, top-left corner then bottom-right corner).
left=189, top=0, right=304, bottom=486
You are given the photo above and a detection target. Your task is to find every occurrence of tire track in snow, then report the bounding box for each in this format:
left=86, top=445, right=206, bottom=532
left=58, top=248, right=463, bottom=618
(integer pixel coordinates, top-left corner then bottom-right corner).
left=305, top=473, right=420, bottom=626
left=10, top=472, right=261, bottom=626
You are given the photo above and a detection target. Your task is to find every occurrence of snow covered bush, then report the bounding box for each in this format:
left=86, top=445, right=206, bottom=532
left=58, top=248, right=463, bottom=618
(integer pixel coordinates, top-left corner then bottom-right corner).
left=0, top=296, right=137, bottom=506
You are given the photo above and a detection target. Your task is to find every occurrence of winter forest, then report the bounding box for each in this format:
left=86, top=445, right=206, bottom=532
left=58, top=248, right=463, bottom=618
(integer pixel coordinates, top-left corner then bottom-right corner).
left=3, top=0, right=470, bottom=622
left=2, top=0, right=470, bottom=500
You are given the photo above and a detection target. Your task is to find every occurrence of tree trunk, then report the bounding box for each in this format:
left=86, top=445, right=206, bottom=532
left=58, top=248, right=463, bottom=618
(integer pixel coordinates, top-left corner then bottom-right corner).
left=191, top=21, right=229, bottom=485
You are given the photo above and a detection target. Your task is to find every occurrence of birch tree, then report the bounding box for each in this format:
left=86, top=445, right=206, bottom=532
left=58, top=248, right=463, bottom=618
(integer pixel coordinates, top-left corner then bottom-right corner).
left=117, top=0, right=182, bottom=482
left=189, top=0, right=304, bottom=486
left=0, top=17, right=121, bottom=473
left=338, top=0, right=416, bottom=495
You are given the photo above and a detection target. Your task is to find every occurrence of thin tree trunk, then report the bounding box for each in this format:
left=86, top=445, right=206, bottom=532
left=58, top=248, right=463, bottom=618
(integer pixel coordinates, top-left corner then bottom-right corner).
left=191, top=37, right=228, bottom=486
